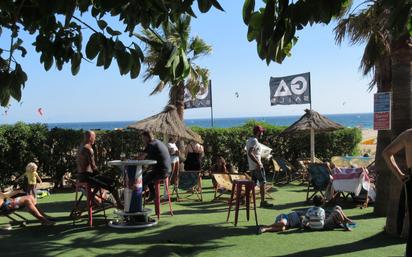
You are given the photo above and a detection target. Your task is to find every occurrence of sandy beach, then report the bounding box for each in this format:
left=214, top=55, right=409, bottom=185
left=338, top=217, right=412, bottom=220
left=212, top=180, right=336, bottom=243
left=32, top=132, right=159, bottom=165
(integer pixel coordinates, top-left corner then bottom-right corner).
left=360, top=129, right=377, bottom=156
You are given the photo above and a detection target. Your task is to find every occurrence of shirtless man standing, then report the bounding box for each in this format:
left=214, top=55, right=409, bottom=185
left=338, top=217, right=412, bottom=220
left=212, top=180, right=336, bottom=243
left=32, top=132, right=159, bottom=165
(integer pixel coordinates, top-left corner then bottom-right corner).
left=383, top=128, right=412, bottom=256
left=77, top=130, right=122, bottom=209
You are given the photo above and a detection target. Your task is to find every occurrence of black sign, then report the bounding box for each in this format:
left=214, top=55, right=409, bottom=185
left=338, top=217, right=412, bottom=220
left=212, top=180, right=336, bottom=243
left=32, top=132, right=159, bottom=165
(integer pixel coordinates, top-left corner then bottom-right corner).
left=269, top=72, right=311, bottom=105
left=184, top=81, right=212, bottom=109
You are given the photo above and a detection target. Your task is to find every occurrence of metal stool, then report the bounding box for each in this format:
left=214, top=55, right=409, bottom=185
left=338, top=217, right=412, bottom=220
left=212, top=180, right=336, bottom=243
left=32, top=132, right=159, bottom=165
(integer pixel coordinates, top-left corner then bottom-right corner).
left=154, top=177, right=173, bottom=220
left=71, top=181, right=107, bottom=227
left=226, top=179, right=258, bottom=226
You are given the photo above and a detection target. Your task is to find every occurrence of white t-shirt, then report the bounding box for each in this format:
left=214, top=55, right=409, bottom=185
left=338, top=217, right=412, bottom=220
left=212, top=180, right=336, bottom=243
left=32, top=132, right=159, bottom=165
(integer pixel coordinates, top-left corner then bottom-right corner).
left=246, top=137, right=262, bottom=170
left=305, top=206, right=325, bottom=230
left=168, top=143, right=178, bottom=155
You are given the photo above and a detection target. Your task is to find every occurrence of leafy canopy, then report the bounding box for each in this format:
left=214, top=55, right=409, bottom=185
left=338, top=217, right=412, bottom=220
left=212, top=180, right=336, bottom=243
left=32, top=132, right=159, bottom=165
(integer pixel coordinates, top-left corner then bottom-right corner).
left=0, top=0, right=223, bottom=107
left=136, top=15, right=211, bottom=101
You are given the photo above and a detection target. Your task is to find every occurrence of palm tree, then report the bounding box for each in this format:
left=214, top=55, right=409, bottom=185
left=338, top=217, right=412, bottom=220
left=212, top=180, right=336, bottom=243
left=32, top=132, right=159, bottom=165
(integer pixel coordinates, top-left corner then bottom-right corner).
left=334, top=1, right=393, bottom=217
left=135, top=15, right=212, bottom=120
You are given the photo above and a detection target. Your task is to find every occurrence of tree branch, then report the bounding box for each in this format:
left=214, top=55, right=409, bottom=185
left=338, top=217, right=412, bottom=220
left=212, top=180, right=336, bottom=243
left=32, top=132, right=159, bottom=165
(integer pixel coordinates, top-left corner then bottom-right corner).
left=73, top=16, right=99, bottom=34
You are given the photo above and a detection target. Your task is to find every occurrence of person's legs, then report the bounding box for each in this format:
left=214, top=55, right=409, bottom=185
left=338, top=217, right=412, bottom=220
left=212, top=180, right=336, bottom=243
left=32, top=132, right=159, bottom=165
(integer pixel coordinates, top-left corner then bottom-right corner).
left=254, top=168, right=272, bottom=207
left=260, top=216, right=288, bottom=233
left=143, top=171, right=157, bottom=201
left=18, top=196, right=54, bottom=225
left=91, top=174, right=123, bottom=209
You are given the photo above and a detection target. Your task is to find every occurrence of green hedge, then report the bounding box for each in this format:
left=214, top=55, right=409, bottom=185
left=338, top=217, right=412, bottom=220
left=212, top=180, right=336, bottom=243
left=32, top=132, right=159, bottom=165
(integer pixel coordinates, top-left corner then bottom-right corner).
left=0, top=121, right=361, bottom=189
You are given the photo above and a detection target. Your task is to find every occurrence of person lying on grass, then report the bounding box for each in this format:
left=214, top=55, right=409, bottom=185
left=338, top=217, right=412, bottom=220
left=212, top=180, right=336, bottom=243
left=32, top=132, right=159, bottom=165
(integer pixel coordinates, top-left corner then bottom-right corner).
left=302, top=195, right=355, bottom=231
left=0, top=189, right=55, bottom=226
left=258, top=211, right=304, bottom=233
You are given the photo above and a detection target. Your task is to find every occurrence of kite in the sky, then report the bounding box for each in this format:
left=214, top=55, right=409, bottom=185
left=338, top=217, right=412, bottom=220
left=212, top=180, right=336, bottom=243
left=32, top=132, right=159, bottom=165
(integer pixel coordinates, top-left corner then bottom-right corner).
left=235, top=92, right=239, bottom=98
left=37, top=108, right=44, bottom=116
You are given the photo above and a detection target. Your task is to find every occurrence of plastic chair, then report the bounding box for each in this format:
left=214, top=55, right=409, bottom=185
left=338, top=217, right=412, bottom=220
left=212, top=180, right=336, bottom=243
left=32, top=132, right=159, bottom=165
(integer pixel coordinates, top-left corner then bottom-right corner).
left=154, top=177, right=173, bottom=220
left=226, top=179, right=258, bottom=226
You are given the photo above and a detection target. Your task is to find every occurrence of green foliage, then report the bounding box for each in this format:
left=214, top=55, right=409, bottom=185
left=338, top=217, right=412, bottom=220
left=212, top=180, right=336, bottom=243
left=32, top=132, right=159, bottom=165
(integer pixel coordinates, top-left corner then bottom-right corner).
left=0, top=0, right=223, bottom=107
left=193, top=122, right=361, bottom=172
left=242, top=0, right=351, bottom=64
left=0, top=122, right=360, bottom=189
left=137, top=14, right=212, bottom=107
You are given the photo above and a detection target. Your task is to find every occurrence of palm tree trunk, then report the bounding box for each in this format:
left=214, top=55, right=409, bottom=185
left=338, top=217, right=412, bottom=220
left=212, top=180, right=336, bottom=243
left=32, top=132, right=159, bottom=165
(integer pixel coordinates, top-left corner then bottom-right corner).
left=385, top=35, right=412, bottom=236
left=374, top=58, right=393, bottom=216
left=169, top=81, right=185, bottom=121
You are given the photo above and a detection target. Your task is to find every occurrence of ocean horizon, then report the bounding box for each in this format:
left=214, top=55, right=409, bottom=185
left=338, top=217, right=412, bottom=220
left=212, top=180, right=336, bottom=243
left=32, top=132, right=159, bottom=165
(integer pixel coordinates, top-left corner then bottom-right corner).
left=44, top=113, right=373, bottom=131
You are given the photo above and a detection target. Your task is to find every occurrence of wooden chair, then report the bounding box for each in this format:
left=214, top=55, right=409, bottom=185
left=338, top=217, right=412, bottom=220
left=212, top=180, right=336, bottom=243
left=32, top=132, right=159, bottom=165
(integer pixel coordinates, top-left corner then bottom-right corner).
left=212, top=173, right=234, bottom=201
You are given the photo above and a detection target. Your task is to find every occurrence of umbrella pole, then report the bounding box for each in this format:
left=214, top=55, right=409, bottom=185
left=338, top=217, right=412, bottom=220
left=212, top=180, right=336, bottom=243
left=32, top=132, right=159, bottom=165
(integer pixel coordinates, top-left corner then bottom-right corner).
left=310, top=128, right=315, bottom=163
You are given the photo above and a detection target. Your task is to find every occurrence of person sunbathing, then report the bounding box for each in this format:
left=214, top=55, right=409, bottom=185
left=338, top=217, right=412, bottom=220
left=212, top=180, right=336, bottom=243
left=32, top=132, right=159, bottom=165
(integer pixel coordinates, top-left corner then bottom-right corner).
left=0, top=189, right=55, bottom=225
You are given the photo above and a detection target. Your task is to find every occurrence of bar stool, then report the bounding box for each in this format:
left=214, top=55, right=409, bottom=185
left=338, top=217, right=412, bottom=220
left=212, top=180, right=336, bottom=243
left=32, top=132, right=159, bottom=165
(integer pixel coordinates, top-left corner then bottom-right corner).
left=226, top=179, right=258, bottom=226
left=154, top=177, right=173, bottom=220
left=71, top=181, right=107, bottom=227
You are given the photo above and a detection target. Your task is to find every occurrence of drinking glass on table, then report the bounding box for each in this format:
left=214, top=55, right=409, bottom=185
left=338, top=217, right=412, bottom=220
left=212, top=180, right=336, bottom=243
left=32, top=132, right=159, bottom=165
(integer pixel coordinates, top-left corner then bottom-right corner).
left=120, top=152, right=126, bottom=161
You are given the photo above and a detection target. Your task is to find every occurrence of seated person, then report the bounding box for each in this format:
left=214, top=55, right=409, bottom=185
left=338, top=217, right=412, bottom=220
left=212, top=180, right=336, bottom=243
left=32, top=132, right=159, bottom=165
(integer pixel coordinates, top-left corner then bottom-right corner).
left=211, top=156, right=232, bottom=174
left=303, top=195, right=326, bottom=230
left=0, top=189, right=55, bottom=225
left=76, top=130, right=123, bottom=209
left=138, top=131, right=171, bottom=202
left=258, top=211, right=303, bottom=233
left=168, top=136, right=180, bottom=184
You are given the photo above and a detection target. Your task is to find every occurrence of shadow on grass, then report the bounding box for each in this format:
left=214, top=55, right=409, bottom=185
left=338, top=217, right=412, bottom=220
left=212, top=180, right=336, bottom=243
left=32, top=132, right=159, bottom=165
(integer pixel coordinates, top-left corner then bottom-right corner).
left=0, top=222, right=255, bottom=257
left=275, top=232, right=404, bottom=257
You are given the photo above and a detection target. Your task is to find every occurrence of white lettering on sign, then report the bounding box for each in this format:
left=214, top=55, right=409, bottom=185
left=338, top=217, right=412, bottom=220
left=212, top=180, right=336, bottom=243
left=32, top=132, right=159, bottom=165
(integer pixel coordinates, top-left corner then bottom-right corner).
left=274, top=80, right=292, bottom=97
left=290, top=76, right=307, bottom=95
left=273, top=77, right=308, bottom=97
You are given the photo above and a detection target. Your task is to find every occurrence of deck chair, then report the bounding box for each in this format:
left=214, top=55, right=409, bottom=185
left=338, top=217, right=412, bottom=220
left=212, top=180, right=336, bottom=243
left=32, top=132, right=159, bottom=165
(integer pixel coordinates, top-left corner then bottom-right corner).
left=306, top=163, right=332, bottom=202
left=0, top=192, right=29, bottom=229
left=212, top=173, right=233, bottom=201
left=272, top=158, right=299, bottom=184
left=172, top=170, right=203, bottom=202
left=231, top=173, right=274, bottom=200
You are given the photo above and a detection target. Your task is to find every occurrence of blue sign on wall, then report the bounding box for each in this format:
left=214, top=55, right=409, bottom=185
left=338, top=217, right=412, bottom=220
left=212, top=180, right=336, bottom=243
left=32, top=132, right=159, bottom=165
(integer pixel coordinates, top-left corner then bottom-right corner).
left=374, top=92, right=391, bottom=112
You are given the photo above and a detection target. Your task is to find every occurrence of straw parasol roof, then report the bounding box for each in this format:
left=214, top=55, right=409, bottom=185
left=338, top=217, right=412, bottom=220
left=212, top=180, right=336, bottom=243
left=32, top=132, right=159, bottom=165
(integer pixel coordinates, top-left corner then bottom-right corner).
left=279, top=109, right=343, bottom=162
left=280, top=109, right=343, bottom=135
left=128, top=105, right=203, bottom=143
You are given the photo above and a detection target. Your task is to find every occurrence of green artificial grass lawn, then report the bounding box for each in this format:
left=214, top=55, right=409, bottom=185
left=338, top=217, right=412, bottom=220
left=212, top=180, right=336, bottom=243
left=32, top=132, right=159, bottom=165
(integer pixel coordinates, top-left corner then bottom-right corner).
left=0, top=179, right=406, bottom=257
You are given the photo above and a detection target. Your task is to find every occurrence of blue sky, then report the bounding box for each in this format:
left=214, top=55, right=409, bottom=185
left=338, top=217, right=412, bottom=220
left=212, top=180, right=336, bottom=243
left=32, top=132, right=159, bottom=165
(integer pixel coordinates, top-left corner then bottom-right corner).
left=0, top=1, right=373, bottom=124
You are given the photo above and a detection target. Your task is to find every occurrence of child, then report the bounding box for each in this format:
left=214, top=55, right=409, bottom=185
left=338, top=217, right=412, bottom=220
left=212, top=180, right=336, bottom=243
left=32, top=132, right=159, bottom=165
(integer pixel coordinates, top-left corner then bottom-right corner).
left=17, top=162, right=42, bottom=198
left=303, top=195, right=326, bottom=230
left=258, top=211, right=303, bottom=233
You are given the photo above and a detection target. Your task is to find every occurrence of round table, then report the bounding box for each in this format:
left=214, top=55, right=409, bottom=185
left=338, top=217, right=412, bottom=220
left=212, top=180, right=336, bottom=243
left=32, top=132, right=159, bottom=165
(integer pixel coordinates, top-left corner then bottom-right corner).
left=107, top=159, right=157, bottom=229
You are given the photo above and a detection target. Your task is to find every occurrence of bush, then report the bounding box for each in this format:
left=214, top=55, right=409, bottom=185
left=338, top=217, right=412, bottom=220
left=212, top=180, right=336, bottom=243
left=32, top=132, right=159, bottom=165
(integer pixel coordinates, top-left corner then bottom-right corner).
left=0, top=122, right=361, bottom=188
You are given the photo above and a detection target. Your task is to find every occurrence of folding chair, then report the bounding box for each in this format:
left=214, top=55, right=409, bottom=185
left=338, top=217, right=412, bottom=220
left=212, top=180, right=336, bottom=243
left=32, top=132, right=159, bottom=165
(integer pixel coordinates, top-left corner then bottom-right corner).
left=272, top=158, right=299, bottom=184
left=212, top=173, right=233, bottom=201
left=69, top=181, right=114, bottom=226
left=306, top=163, right=332, bottom=202
left=0, top=200, right=29, bottom=229
left=172, top=170, right=203, bottom=202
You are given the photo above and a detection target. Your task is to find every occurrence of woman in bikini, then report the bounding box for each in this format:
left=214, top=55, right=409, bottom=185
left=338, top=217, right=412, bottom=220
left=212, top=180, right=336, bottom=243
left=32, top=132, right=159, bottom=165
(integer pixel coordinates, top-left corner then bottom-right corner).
left=0, top=189, right=55, bottom=225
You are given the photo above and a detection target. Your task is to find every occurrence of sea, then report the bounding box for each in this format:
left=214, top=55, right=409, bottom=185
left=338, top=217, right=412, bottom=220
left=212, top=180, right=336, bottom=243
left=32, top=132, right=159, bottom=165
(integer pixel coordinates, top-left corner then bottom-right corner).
left=46, top=113, right=373, bottom=130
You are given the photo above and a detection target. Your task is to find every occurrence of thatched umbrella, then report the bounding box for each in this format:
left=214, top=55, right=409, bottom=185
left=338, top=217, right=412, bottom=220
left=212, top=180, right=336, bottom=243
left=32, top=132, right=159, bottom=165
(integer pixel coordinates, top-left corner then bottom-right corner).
left=279, top=109, right=343, bottom=162
left=128, top=105, right=203, bottom=143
